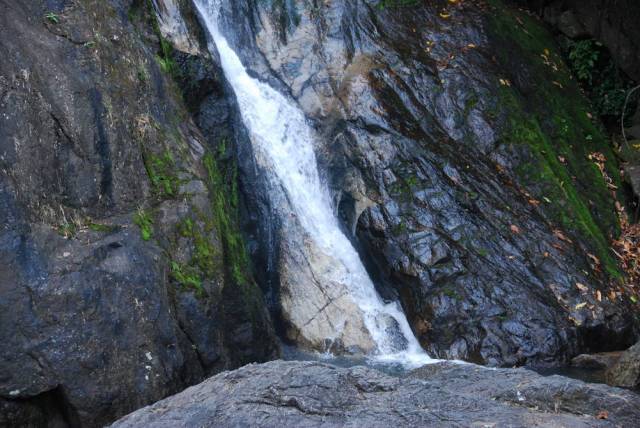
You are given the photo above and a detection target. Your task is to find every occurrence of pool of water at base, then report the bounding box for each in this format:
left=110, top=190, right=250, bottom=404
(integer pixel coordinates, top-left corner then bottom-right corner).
left=281, top=345, right=425, bottom=376
left=283, top=345, right=609, bottom=384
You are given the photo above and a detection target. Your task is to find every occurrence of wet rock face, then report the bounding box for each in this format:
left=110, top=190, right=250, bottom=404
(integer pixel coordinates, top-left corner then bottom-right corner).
left=0, top=0, right=277, bottom=426
left=111, top=360, right=640, bottom=427
left=215, top=0, right=639, bottom=365
left=277, top=222, right=377, bottom=354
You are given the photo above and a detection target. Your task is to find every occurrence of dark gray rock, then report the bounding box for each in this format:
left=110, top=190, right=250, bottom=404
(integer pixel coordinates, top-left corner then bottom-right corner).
left=606, top=341, right=640, bottom=390
left=0, top=1, right=278, bottom=426
left=111, top=360, right=640, bottom=427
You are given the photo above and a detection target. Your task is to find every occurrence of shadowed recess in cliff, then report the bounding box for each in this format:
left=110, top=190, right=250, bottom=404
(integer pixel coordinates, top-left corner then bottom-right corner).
left=194, top=0, right=432, bottom=367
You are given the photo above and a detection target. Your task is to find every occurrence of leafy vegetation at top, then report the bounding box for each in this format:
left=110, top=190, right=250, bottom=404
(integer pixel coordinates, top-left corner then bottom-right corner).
left=564, top=39, right=633, bottom=119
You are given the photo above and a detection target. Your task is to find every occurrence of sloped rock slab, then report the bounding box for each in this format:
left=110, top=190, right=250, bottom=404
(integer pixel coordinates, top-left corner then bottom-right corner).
left=606, top=341, right=640, bottom=390
left=111, top=360, right=640, bottom=427
left=572, top=352, right=622, bottom=370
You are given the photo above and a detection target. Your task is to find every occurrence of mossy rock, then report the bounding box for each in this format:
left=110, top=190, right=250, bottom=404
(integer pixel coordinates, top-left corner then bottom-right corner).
left=486, top=0, right=622, bottom=278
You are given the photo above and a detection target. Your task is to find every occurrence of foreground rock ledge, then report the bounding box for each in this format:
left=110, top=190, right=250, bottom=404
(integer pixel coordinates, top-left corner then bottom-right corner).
left=111, top=360, right=640, bottom=427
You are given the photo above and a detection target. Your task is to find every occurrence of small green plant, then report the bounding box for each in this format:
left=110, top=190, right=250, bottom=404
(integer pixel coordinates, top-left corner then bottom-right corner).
left=88, top=222, right=118, bottom=233
left=57, top=222, right=77, bottom=239
left=137, top=65, right=148, bottom=83
left=566, top=39, right=632, bottom=118
left=476, top=247, right=489, bottom=257
left=442, top=287, right=461, bottom=300
left=178, top=217, right=219, bottom=277
left=156, top=37, right=179, bottom=77
left=133, top=209, right=153, bottom=241
left=171, top=261, right=204, bottom=294
left=45, top=12, right=60, bottom=24
left=567, top=39, right=599, bottom=85
left=143, top=150, right=181, bottom=199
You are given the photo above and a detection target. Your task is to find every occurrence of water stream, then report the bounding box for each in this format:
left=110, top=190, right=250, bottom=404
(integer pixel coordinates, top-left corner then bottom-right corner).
left=195, top=0, right=433, bottom=367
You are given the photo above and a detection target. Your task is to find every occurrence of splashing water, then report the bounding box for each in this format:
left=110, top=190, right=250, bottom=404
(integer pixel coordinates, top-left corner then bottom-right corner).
left=195, top=0, right=434, bottom=368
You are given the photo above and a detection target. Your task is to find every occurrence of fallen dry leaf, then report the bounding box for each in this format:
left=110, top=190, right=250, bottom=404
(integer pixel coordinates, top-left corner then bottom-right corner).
left=576, top=283, right=589, bottom=292
left=587, top=253, right=601, bottom=266
left=553, top=229, right=573, bottom=243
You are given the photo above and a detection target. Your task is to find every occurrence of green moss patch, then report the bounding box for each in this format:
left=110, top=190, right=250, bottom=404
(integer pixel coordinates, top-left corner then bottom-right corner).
left=486, top=0, right=622, bottom=278
left=133, top=208, right=154, bottom=241
left=142, top=150, right=182, bottom=199
left=171, top=260, right=205, bottom=295
left=202, top=144, right=267, bottom=321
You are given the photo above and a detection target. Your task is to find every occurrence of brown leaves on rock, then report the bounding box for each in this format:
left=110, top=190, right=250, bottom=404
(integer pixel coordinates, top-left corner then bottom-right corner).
left=576, top=282, right=589, bottom=293
left=553, top=229, right=573, bottom=244
left=588, top=151, right=639, bottom=302
left=588, top=152, right=618, bottom=191
left=613, top=222, right=640, bottom=291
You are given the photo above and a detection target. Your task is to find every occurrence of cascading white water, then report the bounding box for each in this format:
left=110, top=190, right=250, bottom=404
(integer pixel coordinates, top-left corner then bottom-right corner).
left=196, top=0, right=433, bottom=367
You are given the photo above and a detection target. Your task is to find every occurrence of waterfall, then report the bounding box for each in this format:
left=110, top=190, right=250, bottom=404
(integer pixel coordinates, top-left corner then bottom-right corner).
left=195, top=0, right=432, bottom=367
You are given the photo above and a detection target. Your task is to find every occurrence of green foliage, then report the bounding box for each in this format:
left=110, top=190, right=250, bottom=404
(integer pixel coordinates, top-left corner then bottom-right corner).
left=567, top=40, right=599, bottom=84
left=178, top=217, right=219, bottom=278
left=170, top=261, right=204, bottom=294
left=137, top=65, right=148, bottom=83
left=88, top=223, right=118, bottom=233
left=133, top=209, right=154, bottom=241
left=442, top=287, right=462, bottom=300
left=45, top=12, right=60, bottom=24
left=487, top=1, right=623, bottom=279
left=143, top=150, right=181, bottom=199
left=128, top=0, right=179, bottom=79
left=565, top=39, right=632, bottom=118
left=203, top=148, right=251, bottom=287
left=156, top=37, right=179, bottom=77
left=57, top=222, right=77, bottom=239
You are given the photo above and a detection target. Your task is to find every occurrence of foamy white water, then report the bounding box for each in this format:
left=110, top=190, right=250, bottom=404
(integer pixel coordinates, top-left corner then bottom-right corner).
left=195, top=0, right=433, bottom=367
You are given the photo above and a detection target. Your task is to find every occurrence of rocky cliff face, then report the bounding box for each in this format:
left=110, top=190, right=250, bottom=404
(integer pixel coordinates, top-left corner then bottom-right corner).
left=217, top=0, right=639, bottom=366
left=1, top=0, right=639, bottom=426
left=0, top=0, right=277, bottom=426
